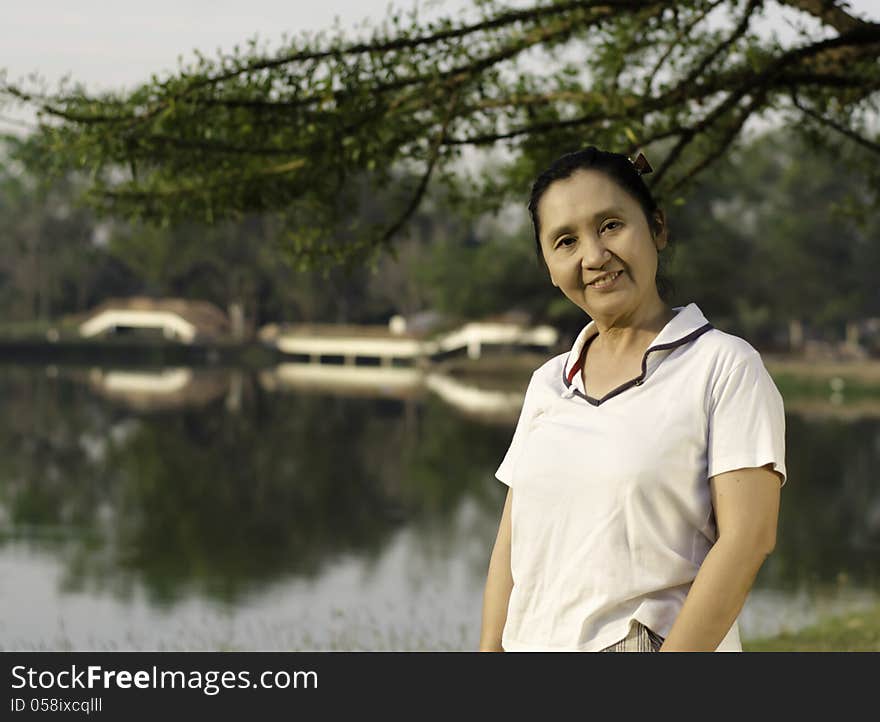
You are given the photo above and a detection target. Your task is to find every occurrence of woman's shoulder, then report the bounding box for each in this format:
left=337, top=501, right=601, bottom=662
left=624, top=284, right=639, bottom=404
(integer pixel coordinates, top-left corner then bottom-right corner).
left=538, top=348, right=570, bottom=370
left=517, top=351, right=569, bottom=397
left=531, top=350, right=570, bottom=381
left=696, top=326, right=769, bottom=376
left=699, top=327, right=761, bottom=356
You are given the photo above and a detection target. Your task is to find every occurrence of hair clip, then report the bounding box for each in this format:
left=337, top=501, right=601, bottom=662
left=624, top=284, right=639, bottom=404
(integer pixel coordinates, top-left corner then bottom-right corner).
left=629, top=152, right=653, bottom=176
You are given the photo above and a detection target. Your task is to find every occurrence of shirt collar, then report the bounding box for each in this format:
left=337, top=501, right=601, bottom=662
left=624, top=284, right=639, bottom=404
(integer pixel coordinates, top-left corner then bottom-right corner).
left=562, top=302, right=713, bottom=394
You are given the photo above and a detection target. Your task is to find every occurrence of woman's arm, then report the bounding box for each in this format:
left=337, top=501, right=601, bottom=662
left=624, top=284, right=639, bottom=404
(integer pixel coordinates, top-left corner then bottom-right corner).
left=479, top=488, right=514, bottom=651
left=659, top=463, right=782, bottom=652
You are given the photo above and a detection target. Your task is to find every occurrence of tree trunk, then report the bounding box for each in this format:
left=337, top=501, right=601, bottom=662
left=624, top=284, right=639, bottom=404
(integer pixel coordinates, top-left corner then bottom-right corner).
left=789, top=319, right=804, bottom=352
left=229, top=300, right=245, bottom=341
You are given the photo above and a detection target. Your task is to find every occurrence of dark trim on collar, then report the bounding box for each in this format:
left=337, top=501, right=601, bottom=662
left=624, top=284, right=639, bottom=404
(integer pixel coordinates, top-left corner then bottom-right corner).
left=562, top=322, right=714, bottom=406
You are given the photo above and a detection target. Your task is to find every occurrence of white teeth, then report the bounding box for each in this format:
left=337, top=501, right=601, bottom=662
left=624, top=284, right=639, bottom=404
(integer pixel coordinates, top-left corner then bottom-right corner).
left=589, top=271, right=621, bottom=287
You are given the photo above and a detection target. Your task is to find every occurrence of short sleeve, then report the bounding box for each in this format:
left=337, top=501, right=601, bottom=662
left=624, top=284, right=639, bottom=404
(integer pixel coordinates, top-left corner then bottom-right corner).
left=495, top=372, right=541, bottom=487
left=707, top=351, right=787, bottom=486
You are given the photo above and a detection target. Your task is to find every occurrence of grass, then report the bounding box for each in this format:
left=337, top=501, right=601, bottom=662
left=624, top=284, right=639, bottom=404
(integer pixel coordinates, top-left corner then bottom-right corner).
left=769, top=372, right=880, bottom=400
left=763, top=357, right=880, bottom=384
left=743, top=604, right=880, bottom=652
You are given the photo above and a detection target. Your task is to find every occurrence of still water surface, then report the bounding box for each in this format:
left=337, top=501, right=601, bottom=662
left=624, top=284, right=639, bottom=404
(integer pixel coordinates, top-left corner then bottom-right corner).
left=1, top=363, right=878, bottom=650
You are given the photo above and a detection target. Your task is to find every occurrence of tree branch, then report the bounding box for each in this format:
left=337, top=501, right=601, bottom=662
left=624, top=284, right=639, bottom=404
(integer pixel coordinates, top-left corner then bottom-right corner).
left=184, top=0, right=655, bottom=93
left=378, top=88, right=462, bottom=248
left=677, top=0, right=762, bottom=92
left=775, top=0, right=872, bottom=34
left=670, top=89, right=768, bottom=192
left=791, top=91, right=880, bottom=154
left=641, top=0, right=726, bottom=98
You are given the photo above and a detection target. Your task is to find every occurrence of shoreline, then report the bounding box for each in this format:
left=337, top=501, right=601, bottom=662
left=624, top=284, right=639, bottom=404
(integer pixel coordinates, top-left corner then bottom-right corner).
left=1, top=338, right=879, bottom=389
left=440, top=352, right=880, bottom=381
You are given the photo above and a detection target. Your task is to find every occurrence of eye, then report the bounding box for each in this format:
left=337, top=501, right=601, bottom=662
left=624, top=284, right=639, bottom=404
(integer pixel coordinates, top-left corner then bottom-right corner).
left=601, top=220, right=621, bottom=233
left=555, top=236, right=576, bottom=249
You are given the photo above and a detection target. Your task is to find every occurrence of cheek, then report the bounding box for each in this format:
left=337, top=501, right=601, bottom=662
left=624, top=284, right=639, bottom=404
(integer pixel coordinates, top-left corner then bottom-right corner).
left=633, top=244, right=659, bottom=276
left=552, top=262, right=580, bottom=288
left=546, top=260, right=566, bottom=287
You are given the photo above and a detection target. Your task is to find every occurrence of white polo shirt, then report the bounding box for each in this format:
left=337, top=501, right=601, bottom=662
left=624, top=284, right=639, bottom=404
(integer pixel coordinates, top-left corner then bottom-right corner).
left=495, top=302, right=787, bottom=652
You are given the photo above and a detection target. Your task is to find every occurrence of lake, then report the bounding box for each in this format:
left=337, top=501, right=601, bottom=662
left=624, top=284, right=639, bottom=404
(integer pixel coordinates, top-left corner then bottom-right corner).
left=1, top=361, right=878, bottom=650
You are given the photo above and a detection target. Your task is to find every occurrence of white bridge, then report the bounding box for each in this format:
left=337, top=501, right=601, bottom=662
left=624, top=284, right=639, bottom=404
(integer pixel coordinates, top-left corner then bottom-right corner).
left=80, top=309, right=200, bottom=343
left=265, top=318, right=559, bottom=365
left=78, top=300, right=559, bottom=365
left=78, top=297, right=230, bottom=343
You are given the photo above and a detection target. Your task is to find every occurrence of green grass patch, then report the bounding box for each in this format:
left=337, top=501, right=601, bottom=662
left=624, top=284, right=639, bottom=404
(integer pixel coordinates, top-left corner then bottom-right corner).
left=743, top=604, right=880, bottom=651
left=771, top=372, right=880, bottom=400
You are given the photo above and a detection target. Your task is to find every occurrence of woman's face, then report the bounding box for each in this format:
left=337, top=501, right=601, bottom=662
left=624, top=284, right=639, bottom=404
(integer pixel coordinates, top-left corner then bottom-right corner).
left=536, top=169, right=667, bottom=326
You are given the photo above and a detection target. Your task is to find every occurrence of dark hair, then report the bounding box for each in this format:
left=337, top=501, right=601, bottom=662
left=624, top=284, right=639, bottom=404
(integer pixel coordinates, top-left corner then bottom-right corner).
left=527, top=146, right=675, bottom=302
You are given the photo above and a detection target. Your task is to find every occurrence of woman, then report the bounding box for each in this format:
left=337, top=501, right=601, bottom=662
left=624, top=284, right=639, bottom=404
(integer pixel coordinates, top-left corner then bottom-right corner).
left=479, top=146, right=787, bottom=652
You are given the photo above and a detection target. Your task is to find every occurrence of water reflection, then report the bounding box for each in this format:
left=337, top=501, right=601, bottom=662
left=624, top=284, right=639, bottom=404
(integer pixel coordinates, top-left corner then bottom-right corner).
left=1, top=363, right=878, bottom=649
left=86, top=367, right=232, bottom=412
left=259, top=363, right=524, bottom=422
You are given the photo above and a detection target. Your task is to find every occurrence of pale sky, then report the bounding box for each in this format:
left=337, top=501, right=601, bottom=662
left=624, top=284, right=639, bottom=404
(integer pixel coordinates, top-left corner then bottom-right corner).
left=1, top=0, right=879, bottom=134
left=0, top=0, right=478, bottom=93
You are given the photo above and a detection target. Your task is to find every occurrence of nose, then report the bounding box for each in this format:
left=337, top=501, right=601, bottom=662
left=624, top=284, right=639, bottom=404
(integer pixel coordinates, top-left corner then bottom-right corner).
left=580, top=237, right=612, bottom=271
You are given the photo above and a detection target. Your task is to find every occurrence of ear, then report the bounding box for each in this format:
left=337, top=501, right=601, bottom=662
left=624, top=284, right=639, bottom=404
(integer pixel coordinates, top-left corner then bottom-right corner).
left=652, top=209, right=668, bottom=251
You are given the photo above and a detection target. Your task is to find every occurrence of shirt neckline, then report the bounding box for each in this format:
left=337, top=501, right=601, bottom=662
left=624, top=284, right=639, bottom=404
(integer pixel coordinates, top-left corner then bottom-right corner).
left=561, top=303, right=714, bottom=406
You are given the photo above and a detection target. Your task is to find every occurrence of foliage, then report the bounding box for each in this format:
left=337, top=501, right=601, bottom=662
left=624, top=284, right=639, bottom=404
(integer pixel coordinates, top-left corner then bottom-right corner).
left=2, top=123, right=879, bottom=337
left=2, top=0, right=878, bottom=271
left=0, top=137, right=139, bottom=321
left=667, top=125, right=880, bottom=337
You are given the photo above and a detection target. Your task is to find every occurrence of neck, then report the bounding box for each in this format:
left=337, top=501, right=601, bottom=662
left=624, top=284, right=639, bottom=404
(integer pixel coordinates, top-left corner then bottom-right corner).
left=590, top=300, right=676, bottom=359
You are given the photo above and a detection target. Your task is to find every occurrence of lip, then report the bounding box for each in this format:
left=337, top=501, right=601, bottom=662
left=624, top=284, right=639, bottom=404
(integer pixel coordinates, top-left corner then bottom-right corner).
left=587, top=270, right=623, bottom=291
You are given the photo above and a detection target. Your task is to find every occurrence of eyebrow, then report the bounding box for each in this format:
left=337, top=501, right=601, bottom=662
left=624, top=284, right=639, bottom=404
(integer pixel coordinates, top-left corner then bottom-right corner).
left=544, top=206, right=627, bottom=242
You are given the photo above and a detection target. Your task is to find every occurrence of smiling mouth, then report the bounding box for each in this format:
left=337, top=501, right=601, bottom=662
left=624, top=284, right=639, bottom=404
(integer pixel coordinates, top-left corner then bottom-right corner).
left=587, top=270, right=623, bottom=289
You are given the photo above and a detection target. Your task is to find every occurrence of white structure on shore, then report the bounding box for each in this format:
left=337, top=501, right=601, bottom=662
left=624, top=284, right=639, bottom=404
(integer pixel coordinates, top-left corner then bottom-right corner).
left=259, top=313, right=559, bottom=366
left=78, top=297, right=230, bottom=343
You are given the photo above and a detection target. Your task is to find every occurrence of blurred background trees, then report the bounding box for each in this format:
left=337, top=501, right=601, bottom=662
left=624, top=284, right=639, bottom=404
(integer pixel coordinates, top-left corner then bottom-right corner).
left=1, top=124, right=877, bottom=347
left=0, top=0, right=878, bottom=346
